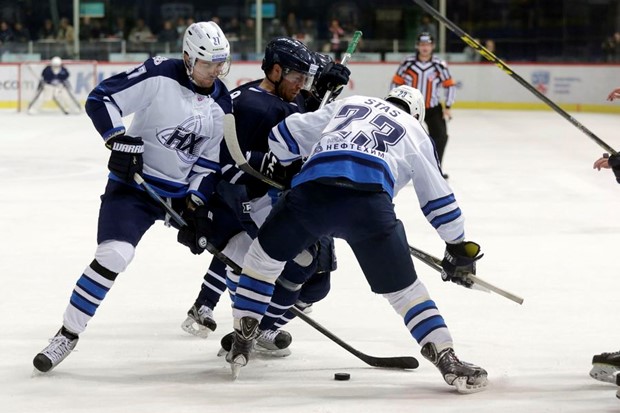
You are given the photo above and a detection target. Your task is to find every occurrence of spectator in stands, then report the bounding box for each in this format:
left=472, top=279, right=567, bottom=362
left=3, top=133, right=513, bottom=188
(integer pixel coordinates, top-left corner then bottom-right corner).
left=157, top=19, right=178, bottom=45
left=328, top=18, right=345, bottom=60
left=463, top=38, right=481, bottom=62
left=38, top=18, right=55, bottom=40
left=239, top=17, right=256, bottom=51
left=56, top=17, right=74, bottom=43
left=109, top=16, right=127, bottom=39
left=265, top=18, right=288, bottom=39
left=224, top=17, right=240, bottom=41
left=418, top=14, right=437, bottom=41
left=175, top=16, right=188, bottom=43
left=0, top=21, right=14, bottom=44
left=602, top=31, right=620, bottom=62
left=128, top=18, right=154, bottom=50
left=13, top=22, right=31, bottom=42
left=56, top=17, right=75, bottom=58
left=484, top=39, right=496, bottom=55
left=285, top=12, right=299, bottom=37
left=79, top=17, right=104, bottom=41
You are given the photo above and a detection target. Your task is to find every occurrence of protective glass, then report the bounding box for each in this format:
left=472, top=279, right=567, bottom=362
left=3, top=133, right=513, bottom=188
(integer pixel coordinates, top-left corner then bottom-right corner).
left=282, top=68, right=314, bottom=91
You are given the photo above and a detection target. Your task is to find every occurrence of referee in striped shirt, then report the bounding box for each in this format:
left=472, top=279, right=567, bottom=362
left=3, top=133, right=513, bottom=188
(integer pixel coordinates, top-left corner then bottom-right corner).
left=391, top=32, right=456, bottom=178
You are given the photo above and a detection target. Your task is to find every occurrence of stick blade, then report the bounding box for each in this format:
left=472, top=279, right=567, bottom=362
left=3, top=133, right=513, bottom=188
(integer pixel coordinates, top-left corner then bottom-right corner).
left=362, top=355, right=419, bottom=370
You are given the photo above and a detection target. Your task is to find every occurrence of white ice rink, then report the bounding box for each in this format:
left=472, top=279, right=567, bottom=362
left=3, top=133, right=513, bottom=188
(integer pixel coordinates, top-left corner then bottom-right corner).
left=2, top=107, right=620, bottom=412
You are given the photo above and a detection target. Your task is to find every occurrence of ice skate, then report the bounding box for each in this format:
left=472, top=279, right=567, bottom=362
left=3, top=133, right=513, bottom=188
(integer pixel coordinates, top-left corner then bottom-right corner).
left=225, top=317, right=259, bottom=380
left=256, top=329, right=292, bottom=357
left=218, top=328, right=292, bottom=358
left=590, top=350, right=620, bottom=383
left=181, top=305, right=217, bottom=338
left=33, top=327, right=79, bottom=373
left=421, top=342, right=488, bottom=394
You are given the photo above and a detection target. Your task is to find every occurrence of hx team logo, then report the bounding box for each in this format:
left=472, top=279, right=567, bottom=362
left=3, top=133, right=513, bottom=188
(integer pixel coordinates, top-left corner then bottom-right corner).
left=157, top=116, right=208, bottom=163
left=532, top=71, right=550, bottom=94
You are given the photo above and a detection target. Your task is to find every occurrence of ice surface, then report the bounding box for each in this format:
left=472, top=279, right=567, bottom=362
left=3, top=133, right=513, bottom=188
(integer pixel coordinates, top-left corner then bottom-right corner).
left=1, top=108, right=619, bottom=412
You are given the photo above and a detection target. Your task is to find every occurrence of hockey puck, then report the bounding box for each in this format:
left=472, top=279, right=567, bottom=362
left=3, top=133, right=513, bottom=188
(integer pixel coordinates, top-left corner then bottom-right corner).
left=334, top=372, right=350, bottom=381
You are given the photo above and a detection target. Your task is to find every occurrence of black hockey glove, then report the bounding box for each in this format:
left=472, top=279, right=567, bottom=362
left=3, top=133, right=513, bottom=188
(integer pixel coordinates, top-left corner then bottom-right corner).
left=260, top=150, right=303, bottom=188
left=314, top=62, right=351, bottom=101
left=106, top=135, right=144, bottom=183
left=177, top=204, right=213, bottom=255
left=441, top=241, right=484, bottom=288
left=608, top=153, right=620, bottom=184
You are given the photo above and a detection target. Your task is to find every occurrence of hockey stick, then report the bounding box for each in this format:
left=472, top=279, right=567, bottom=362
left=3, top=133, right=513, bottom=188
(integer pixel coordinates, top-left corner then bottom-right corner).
left=53, top=95, right=70, bottom=115
left=131, top=174, right=235, bottom=266
left=193, top=241, right=419, bottom=369
left=223, top=113, right=286, bottom=190
left=411, top=0, right=617, bottom=155
left=194, top=241, right=419, bottom=369
left=290, top=306, right=419, bottom=369
left=408, top=244, right=524, bottom=305
left=63, top=83, right=82, bottom=113
left=319, top=30, right=363, bottom=109
left=27, top=84, right=43, bottom=112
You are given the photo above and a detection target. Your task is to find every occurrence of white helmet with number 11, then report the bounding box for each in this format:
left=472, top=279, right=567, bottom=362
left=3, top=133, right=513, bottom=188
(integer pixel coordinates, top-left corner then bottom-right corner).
left=385, top=85, right=426, bottom=123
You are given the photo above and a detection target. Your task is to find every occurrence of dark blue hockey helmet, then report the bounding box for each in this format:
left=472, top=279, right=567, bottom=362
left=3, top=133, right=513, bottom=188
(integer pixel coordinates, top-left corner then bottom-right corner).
left=261, top=37, right=317, bottom=78
left=312, top=52, right=334, bottom=78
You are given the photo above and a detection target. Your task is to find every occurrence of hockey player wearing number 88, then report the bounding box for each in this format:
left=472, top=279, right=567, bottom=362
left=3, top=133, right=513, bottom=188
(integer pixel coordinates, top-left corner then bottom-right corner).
left=28, top=57, right=80, bottom=115
left=32, top=21, right=233, bottom=374
left=226, top=85, right=488, bottom=393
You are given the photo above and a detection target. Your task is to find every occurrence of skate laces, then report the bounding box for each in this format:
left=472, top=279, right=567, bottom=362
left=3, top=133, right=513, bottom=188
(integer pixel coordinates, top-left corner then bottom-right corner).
left=44, top=335, right=76, bottom=363
left=258, top=329, right=279, bottom=343
left=197, top=305, right=214, bottom=320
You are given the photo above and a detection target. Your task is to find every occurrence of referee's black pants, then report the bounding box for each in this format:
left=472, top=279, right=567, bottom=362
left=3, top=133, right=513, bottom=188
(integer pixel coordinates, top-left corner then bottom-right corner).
left=425, top=104, right=449, bottom=164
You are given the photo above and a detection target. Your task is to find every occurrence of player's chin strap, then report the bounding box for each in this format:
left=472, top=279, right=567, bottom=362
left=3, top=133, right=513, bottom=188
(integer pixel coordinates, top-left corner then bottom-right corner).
left=318, top=30, right=362, bottom=109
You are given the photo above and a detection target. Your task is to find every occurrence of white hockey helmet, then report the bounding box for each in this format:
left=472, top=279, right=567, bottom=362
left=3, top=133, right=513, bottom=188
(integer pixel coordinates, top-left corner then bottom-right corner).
left=50, top=56, right=62, bottom=74
left=183, top=21, right=231, bottom=79
left=385, top=85, right=426, bottom=123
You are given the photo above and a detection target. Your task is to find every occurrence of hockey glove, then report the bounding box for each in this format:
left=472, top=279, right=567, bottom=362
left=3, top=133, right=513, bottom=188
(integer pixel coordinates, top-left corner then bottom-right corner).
left=260, top=150, right=303, bottom=188
left=177, top=204, right=213, bottom=255
left=314, top=62, right=351, bottom=101
left=441, top=241, right=484, bottom=288
left=608, top=153, right=620, bottom=184
left=106, top=135, right=144, bottom=183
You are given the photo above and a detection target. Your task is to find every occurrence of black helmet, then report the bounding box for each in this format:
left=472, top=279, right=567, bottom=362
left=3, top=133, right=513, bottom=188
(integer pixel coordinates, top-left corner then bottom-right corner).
left=261, top=37, right=315, bottom=76
left=417, top=32, right=434, bottom=44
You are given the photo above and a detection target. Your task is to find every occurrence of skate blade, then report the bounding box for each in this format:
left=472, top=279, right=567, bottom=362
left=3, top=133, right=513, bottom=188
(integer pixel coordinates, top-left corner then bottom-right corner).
left=180, top=317, right=213, bottom=338
left=227, top=354, right=249, bottom=380
left=452, top=376, right=489, bottom=394
left=589, top=365, right=619, bottom=383
left=254, top=347, right=292, bottom=358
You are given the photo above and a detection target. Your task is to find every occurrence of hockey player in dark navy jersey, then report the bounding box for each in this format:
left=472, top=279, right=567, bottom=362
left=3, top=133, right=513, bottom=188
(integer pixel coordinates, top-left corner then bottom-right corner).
left=28, top=56, right=79, bottom=114
left=32, top=21, right=233, bottom=374
left=180, top=37, right=350, bottom=356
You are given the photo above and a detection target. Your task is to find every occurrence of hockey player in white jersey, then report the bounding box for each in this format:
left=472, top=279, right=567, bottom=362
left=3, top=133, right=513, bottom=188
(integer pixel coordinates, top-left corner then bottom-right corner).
left=226, top=85, right=489, bottom=393
left=32, top=21, right=233, bottom=374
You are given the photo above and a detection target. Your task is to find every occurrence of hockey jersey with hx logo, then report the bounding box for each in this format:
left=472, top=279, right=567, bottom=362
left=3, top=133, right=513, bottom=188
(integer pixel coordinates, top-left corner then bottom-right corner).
left=85, top=56, right=232, bottom=202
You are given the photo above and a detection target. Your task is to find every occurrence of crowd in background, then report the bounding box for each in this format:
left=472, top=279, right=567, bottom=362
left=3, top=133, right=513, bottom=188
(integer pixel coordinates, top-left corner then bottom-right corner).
left=0, top=12, right=340, bottom=60
left=1, top=2, right=620, bottom=63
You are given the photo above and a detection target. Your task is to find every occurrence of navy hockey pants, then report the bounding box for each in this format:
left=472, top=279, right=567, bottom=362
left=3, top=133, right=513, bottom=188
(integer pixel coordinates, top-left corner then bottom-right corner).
left=257, top=181, right=418, bottom=294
